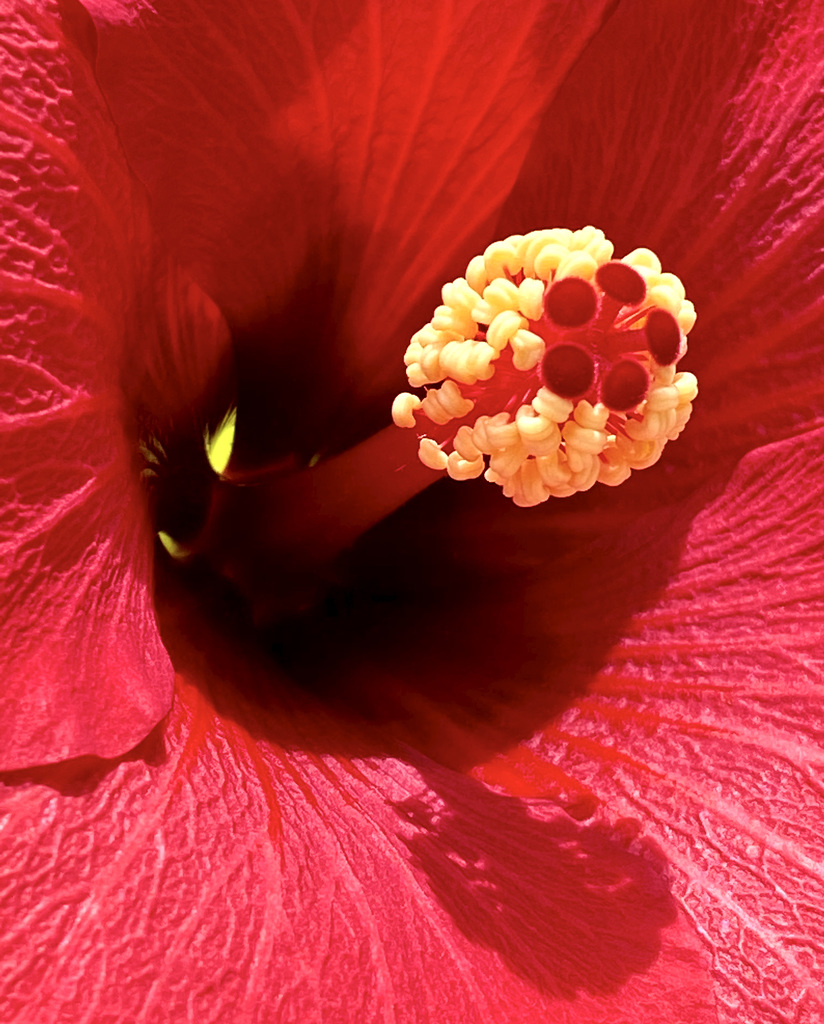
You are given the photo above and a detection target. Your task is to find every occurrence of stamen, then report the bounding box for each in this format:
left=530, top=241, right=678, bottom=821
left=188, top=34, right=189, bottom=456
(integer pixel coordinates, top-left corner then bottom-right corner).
left=393, top=225, right=698, bottom=506
left=205, top=407, right=237, bottom=477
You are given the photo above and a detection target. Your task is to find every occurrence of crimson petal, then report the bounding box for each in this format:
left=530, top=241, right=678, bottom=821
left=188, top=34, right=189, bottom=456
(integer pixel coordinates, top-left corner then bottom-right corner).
left=81, top=0, right=617, bottom=459
left=0, top=0, right=173, bottom=770
left=0, top=622, right=716, bottom=1023
left=477, top=428, right=824, bottom=1022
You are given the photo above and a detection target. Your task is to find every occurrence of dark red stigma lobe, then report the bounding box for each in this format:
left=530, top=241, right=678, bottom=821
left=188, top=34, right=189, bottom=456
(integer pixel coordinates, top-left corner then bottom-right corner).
left=541, top=343, right=596, bottom=399
left=644, top=308, right=682, bottom=365
left=601, top=358, right=649, bottom=411
left=543, top=277, right=597, bottom=327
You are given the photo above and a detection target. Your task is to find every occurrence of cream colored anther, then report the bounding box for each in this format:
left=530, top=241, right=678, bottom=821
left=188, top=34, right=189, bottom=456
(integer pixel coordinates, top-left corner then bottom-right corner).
left=432, top=303, right=476, bottom=337
left=517, top=277, right=545, bottom=320
left=510, top=329, right=545, bottom=371
left=391, top=392, right=422, bottom=428
left=406, top=363, right=428, bottom=388
left=555, top=250, right=599, bottom=281
left=652, top=273, right=686, bottom=304
left=473, top=278, right=521, bottom=325
left=420, top=379, right=474, bottom=425
left=513, top=459, right=550, bottom=507
left=442, top=277, right=482, bottom=312
left=625, top=407, right=676, bottom=441
left=516, top=404, right=554, bottom=438
left=474, top=283, right=516, bottom=323
left=410, top=323, right=440, bottom=348
left=567, top=454, right=601, bottom=491
left=571, top=225, right=600, bottom=250
left=447, top=450, right=485, bottom=481
left=598, top=450, right=632, bottom=487
left=483, top=412, right=521, bottom=449
left=420, top=344, right=445, bottom=382
left=674, top=371, right=698, bottom=403
left=489, top=443, right=528, bottom=480
left=646, top=284, right=682, bottom=317
left=621, top=248, right=662, bottom=274
left=487, top=309, right=526, bottom=352
left=453, top=424, right=482, bottom=461
left=564, top=419, right=608, bottom=456
left=571, top=226, right=614, bottom=264
left=645, top=384, right=680, bottom=413
left=470, top=415, right=495, bottom=454
left=467, top=341, right=497, bottom=380
left=522, top=228, right=573, bottom=276
left=532, top=387, right=574, bottom=423
left=677, top=301, right=697, bottom=333
left=439, top=339, right=493, bottom=385
left=533, top=243, right=571, bottom=280
left=466, top=254, right=488, bottom=293
left=483, top=239, right=522, bottom=279
left=516, top=405, right=561, bottom=456
left=403, top=341, right=423, bottom=368
left=418, top=437, right=448, bottom=471
left=536, top=450, right=572, bottom=489
left=667, top=405, right=692, bottom=439
left=617, top=434, right=665, bottom=470
left=573, top=400, right=609, bottom=431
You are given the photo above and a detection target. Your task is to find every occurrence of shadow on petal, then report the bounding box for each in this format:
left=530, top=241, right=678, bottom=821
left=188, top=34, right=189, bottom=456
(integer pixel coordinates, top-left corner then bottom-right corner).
left=394, top=763, right=678, bottom=1000
left=152, top=445, right=737, bottom=773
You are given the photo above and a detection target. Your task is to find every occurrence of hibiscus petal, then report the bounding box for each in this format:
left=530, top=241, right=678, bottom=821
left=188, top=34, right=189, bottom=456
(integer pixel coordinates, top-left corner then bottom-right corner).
left=0, top=0, right=172, bottom=770
left=476, top=427, right=824, bottom=1022
left=499, top=0, right=824, bottom=477
left=0, top=622, right=716, bottom=1022
left=81, top=0, right=617, bottom=460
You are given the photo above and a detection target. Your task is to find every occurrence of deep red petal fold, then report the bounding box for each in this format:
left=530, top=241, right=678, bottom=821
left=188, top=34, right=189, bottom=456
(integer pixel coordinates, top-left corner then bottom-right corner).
left=0, top=0, right=172, bottom=770
left=81, top=0, right=616, bottom=459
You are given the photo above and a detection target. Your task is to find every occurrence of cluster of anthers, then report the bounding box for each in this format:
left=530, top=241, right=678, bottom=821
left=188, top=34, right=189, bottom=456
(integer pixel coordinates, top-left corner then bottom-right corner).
left=391, top=226, right=699, bottom=507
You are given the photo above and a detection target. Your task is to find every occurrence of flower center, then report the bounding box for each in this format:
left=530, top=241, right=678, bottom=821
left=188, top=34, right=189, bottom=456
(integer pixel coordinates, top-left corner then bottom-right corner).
left=157, top=226, right=699, bottom=625
left=392, top=226, right=698, bottom=506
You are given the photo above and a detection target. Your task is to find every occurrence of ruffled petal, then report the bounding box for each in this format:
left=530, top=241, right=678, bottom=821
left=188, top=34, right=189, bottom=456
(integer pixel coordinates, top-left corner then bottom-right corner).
left=0, top=635, right=716, bottom=1022
left=81, top=0, right=616, bottom=460
left=499, top=0, right=824, bottom=479
left=0, top=0, right=172, bottom=770
left=476, top=428, right=824, bottom=1022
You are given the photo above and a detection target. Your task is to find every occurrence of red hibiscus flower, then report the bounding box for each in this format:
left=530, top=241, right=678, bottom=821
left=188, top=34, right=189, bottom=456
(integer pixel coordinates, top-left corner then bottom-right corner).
left=2, top=0, right=823, bottom=1022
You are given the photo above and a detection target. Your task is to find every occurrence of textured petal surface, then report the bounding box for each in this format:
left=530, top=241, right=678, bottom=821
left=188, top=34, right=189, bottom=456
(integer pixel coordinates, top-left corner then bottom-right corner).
left=81, top=0, right=615, bottom=460
left=499, top=0, right=824, bottom=484
left=476, top=428, right=824, bottom=1023
left=0, top=640, right=716, bottom=1024
left=0, top=0, right=173, bottom=770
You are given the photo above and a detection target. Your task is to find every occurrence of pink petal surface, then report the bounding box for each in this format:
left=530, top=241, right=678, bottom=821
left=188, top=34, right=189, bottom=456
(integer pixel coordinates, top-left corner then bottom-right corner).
left=0, top=0, right=173, bottom=770
left=82, top=0, right=616, bottom=460
left=476, top=428, right=824, bottom=1023
left=499, top=0, right=824, bottom=478
left=0, top=662, right=716, bottom=1024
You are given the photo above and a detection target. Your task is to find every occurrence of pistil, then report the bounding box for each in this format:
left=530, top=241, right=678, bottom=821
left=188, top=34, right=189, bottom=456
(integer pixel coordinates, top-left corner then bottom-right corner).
left=190, top=423, right=441, bottom=621
left=392, top=226, right=698, bottom=506
left=162, top=225, right=699, bottom=621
